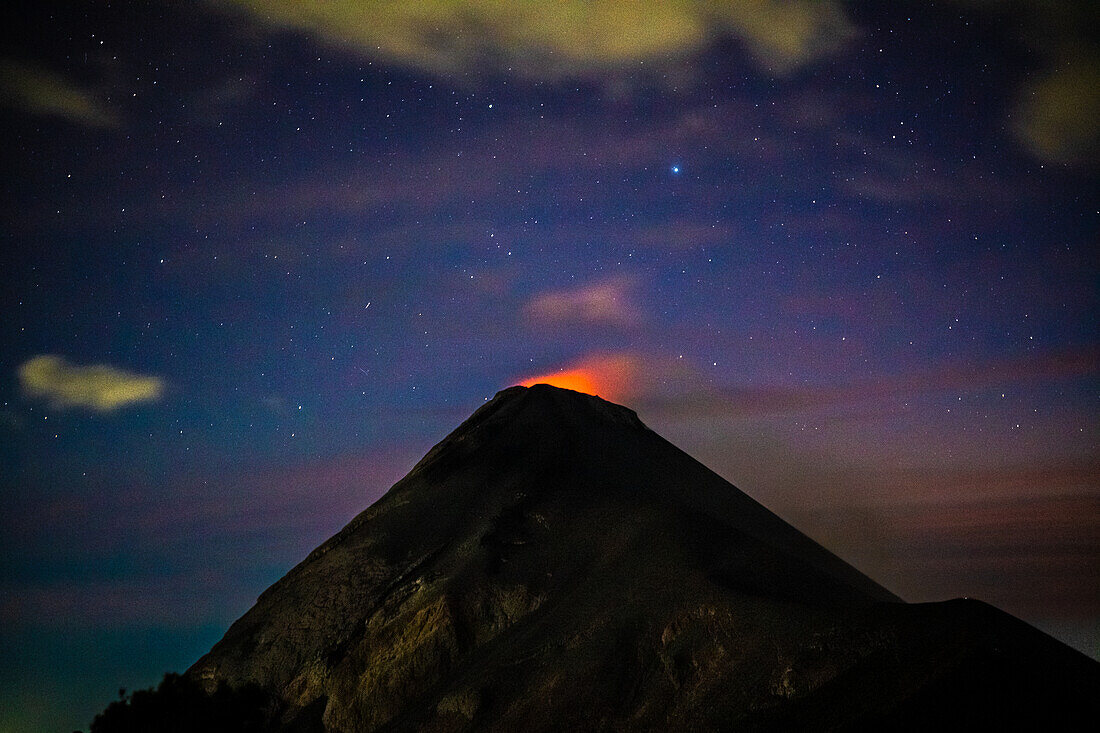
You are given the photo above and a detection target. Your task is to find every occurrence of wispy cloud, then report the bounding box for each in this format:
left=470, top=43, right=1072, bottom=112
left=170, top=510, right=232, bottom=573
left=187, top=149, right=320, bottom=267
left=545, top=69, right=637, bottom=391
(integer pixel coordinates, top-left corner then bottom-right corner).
left=838, top=146, right=1015, bottom=207
left=631, top=220, right=736, bottom=250
left=212, top=0, right=853, bottom=80
left=0, top=60, right=118, bottom=128
left=882, top=492, right=1100, bottom=616
left=0, top=450, right=417, bottom=628
left=521, top=345, right=1098, bottom=426
left=525, top=278, right=640, bottom=329
left=637, top=347, right=1100, bottom=419
left=18, top=355, right=164, bottom=412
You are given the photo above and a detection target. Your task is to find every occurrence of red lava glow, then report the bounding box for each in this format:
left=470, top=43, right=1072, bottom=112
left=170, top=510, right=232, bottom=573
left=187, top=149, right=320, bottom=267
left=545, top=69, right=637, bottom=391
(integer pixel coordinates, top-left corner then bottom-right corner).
left=516, top=353, right=642, bottom=402
left=519, top=369, right=602, bottom=397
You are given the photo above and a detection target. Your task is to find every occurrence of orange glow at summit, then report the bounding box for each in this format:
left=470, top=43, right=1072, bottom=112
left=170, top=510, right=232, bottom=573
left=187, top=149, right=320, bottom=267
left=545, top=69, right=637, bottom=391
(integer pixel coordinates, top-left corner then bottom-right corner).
left=516, top=354, right=641, bottom=402
left=519, top=369, right=602, bottom=396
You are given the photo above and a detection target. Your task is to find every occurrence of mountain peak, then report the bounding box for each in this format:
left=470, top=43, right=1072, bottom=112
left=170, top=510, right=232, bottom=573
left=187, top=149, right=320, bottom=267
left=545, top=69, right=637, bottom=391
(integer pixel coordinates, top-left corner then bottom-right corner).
left=403, top=383, right=649, bottom=487
left=471, top=382, right=646, bottom=432
left=180, top=388, right=1098, bottom=732
left=400, top=382, right=897, bottom=606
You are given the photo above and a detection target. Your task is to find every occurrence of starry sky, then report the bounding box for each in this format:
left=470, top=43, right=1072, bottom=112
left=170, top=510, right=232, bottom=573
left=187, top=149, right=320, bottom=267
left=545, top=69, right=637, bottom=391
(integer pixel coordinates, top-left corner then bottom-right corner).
left=1, top=1, right=1097, bottom=730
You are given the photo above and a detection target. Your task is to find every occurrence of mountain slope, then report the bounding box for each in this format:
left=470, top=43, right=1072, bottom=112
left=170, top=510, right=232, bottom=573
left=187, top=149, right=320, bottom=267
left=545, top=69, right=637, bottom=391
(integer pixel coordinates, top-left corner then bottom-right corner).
left=189, top=384, right=1098, bottom=731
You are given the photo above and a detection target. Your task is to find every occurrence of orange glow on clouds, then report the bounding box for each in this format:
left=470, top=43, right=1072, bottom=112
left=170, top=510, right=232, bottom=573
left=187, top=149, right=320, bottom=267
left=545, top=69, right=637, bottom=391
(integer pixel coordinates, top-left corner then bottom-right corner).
left=517, top=353, right=642, bottom=402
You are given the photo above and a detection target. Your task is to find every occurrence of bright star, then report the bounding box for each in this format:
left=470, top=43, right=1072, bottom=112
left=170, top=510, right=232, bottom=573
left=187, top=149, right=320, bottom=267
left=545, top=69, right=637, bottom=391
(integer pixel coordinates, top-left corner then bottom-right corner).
left=670, top=165, right=681, bottom=175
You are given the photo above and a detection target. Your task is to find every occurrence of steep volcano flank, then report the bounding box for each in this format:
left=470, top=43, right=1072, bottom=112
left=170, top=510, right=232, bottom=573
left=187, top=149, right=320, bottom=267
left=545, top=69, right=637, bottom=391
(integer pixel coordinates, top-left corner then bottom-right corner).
left=399, top=384, right=898, bottom=604
left=189, top=384, right=1098, bottom=732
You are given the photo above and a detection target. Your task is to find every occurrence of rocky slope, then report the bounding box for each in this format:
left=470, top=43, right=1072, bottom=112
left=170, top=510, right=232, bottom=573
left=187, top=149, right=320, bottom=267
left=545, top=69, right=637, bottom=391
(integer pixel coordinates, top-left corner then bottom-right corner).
left=189, top=384, right=1098, bottom=731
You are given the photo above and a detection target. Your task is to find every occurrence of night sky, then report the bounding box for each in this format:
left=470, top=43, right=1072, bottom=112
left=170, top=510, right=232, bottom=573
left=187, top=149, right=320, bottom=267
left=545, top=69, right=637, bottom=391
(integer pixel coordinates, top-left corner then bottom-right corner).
left=2, top=2, right=1097, bottom=730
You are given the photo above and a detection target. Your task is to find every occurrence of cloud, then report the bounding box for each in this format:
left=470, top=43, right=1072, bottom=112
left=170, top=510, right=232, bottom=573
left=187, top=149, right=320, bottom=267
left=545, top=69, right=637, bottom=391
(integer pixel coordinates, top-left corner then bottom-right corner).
left=0, top=60, right=118, bottom=128
left=837, top=144, right=1016, bottom=206
left=640, top=346, right=1100, bottom=420
left=518, top=345, right=1100, bottom=426
left=882, top=492, right=1100, bottom=615
left=948, top=1, right=1099, bottom=165
left=18, top=355, right=164, bottom=412
left=1, top=449, right=419, bottom=628
left=0, top=409, right=22, bottom=431
left=524, top=278, right=641, bottom=329
left=200, top=102, right=777, bottom=234
left=1012, top=51, right=1100, bottom=165
left=514, top=350, right=816, bottom=415
left=632, top=220, right=736, bottom=250
left=213, top=0, right=853, bottom=79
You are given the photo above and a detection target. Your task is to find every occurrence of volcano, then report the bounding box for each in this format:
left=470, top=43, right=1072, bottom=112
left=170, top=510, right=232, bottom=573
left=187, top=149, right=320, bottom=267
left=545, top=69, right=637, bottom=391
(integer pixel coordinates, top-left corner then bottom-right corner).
left=182, top=384, right=1096, bottom=731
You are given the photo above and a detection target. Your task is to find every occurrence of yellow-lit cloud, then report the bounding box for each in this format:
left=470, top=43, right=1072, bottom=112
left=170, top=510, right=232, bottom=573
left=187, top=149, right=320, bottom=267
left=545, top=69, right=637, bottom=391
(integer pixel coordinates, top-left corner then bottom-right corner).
left=948, top=1, right=1098, bottom=165
left=213, top=0, right=853, bottom=78
left=18, top=355, right=164, bottom=412
left=0, top=61, right=118, bottom=128
left=1013, top=52, right=1100, bottom=164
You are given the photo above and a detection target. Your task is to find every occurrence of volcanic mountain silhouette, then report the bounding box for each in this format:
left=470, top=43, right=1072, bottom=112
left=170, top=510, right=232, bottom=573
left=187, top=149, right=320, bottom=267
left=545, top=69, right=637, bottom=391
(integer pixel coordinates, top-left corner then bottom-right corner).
left=188, top=384, right=1096, bottom=731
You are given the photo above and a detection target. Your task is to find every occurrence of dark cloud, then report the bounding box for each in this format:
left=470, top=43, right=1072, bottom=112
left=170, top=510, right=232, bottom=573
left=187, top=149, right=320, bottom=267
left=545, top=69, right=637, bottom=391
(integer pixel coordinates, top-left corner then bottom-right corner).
left=1013, top=51, right=1100, bottom=164
left=954, top=0, right=1100, bottom=164
left=0, top=60, right=118, bottom=128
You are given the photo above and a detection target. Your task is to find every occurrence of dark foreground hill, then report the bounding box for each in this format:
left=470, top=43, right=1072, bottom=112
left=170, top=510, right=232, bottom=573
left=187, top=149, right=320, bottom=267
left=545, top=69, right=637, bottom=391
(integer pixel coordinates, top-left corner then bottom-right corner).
left=95, top=385, right=1098, bottom=731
